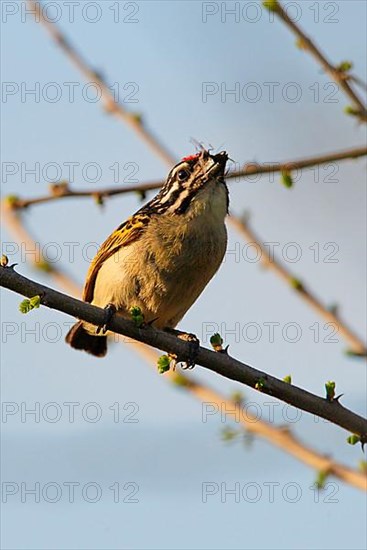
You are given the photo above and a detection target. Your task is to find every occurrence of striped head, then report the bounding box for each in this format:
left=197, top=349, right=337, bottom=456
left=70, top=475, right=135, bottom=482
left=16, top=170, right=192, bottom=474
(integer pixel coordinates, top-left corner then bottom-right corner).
left=146, top=150, right=229, bottom=216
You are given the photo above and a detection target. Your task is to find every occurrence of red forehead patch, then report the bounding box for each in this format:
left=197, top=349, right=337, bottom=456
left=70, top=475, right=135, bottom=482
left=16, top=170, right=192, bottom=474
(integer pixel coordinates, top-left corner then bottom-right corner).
left=181, top=153, right=201, bottom=162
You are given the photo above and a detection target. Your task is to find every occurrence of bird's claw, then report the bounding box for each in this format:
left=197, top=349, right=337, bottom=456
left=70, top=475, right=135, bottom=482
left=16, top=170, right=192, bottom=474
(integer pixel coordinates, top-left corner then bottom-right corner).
left=96, top=303, right=117, bottom=335
left=168, top=331, right=200, bottom=369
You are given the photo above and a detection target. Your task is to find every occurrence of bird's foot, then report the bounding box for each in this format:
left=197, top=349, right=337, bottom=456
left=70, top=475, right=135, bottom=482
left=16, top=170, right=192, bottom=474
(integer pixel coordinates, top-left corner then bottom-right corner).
left=96, top=303, right=117, bottom=335
left=165, top=329, right=200, bottom=369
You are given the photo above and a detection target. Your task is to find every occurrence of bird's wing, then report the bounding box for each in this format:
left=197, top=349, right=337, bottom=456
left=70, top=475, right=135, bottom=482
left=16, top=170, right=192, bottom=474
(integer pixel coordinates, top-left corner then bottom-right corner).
left=83, top=213, right=151, bottom=303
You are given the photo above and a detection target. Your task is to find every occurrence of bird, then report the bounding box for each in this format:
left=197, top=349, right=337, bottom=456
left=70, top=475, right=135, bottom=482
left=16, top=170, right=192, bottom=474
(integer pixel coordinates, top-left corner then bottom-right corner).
left=65, top=149, right=229, bottom=357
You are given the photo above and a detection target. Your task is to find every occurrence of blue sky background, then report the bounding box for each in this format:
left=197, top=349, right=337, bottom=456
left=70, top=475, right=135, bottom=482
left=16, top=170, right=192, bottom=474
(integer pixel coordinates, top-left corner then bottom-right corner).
left=1, top=1, right=367, bottom=549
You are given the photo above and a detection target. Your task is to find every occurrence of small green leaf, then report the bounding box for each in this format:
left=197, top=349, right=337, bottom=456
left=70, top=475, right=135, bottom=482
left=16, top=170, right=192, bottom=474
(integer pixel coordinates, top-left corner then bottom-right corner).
left=5, top=195, right=20, bottom=208
left=344, top=349, right=367, bottom=358
left=171, top=372, right=192, bottom=387
left=283, top=375, right=292, bottom=384
left=347, top=434, right=360, bottom=445
left=210, top=332, right=223, bottom=352
left=328, top=303, right=339, bottom=316
left=129, top=306, right=144, bottom=328
left=336, top=60, right=353, bottom=72
left=344, top=105, right=360, bottom=117
left=295, top=37, right=307, bottom=50
left=131, top=112, right=143, bottom=125
left=36, top=259, right=53, bottom=273
left=325, top=381, right=336, bottom=401
left=231, top=391, right=244, bottom=406
left=255, top=378, right=266, bottom=391
left=281, top=170, right=293, bottom=188
left=19, top=295, right=41, bottom=314
left=93, top=193, right=104, bottom=206
left=290, top=277, right=304, bottom=291
left=315, top=470, right=329, bottom=490
left=157, top=354, right=171, bottom=374
left=221, top=426, right=239, bottom=442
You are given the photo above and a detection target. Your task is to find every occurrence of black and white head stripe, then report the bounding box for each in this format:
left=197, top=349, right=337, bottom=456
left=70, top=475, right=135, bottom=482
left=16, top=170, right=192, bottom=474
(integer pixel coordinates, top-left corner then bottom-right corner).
left=139, top=150, right=228, bottom=216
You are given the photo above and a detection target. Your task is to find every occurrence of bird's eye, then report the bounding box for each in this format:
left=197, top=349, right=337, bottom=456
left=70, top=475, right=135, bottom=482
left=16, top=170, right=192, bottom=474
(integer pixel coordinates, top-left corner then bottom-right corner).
left=177, top=169, right=190, bottom=181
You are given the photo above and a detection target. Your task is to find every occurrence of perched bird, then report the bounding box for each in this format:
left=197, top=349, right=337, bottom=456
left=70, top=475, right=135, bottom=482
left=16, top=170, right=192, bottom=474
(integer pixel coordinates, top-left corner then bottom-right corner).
left=66, top=149, right=229, bottom=357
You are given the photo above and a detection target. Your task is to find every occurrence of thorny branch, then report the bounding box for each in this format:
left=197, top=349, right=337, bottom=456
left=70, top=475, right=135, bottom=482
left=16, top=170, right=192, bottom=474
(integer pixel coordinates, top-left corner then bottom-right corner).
left=2, top=207, right=367, bottom=491
left=6, top=146, right=367, bottom=210
left=1, top=0, right=365, bottom=492
left=264, top=0, right=367, bottom=121
left=1, top=266, right=367, bottom=441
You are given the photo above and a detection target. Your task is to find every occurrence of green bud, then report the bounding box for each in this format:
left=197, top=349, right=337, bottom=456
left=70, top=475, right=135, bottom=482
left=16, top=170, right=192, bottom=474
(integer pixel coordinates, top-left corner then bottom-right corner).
left=131, top=112, right=143, bottom=125
left=255, top=378, right=266, bottom=391
left=262, top=0, right=279, bottom=11
left=325, top=381, right=336, bottom=401
left=5, top=195, right=20, bottom=208
left=344, top=349, right=366, bottom=358
left=336, top=60, right=353, bottom=72
left=281, top=170, right=293, bottom=188
left=36, top=259, right=53, bottom=273
left=93, top=194, right=104, bottom=206
left=221, top=426, right=238, bottom=442
left=283, top=375, right=292, bottom=384
left=231, top=391, right=244, bottom=406
left=344, top=105, right=360, bottom=117
left=19, top=295, right=41, bottom=314
left=157, top=354, right=171, bottom=374
left=210, top=332, right=223, bottom=352
left=347, top=434, right=360, bottom=445
left=295, top=37, right=307, bottom=50
left=171, top=372, right=192, bottom=387
left=315, top=470, right=329, bottom=490
left=129, top=306, right=144, bottom=328
left=359, top=460, right=367, bottom=474
left=290, top=277, right=304, bottom=291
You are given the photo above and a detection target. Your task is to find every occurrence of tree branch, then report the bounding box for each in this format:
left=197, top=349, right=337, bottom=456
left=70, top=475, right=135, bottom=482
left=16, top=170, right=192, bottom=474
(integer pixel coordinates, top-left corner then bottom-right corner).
left=265, top=1, right=367, bottom=121
left=26, top=0, right=176, bottom=166
left=1, top=266, right=366, bottom=440
left=230, top=216, right=367, bottom=357
left=1, top=214, right=365, bottom=491
left=7, top=146, right=367, bottom=210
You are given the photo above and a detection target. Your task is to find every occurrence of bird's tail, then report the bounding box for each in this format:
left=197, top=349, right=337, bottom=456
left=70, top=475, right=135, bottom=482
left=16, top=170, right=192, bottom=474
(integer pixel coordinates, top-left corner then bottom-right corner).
left=65, top=321, right=107, bottom=357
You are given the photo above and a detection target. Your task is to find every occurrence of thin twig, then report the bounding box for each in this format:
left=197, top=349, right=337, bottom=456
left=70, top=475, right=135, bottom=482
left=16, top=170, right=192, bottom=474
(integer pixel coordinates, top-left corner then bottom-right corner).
left=230, top=216, right=367, bottom=357
left=6, top=146, right=367, bottom=210
left=26, top=0, right=176, bottom=166
left=1, top=266, right=367, bottom=439
left=265, top=1, right=367, bottom=121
